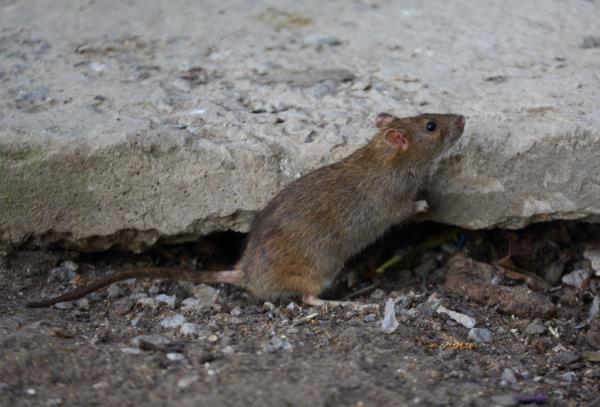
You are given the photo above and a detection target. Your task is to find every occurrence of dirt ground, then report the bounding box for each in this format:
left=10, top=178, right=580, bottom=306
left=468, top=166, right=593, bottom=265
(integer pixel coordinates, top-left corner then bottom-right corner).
left=1, top=223, right=599, bottom=407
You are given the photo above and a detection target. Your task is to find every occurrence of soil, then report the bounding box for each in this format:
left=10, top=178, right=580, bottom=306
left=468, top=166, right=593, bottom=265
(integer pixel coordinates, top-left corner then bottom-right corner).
left=1, top=223, right=599, bottom=407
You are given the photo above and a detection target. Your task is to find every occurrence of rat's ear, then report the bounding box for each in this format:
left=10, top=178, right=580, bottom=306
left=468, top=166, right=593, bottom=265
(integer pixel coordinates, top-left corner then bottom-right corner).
left=383, top=129, right=409, bottom=151
left=375, top=112, right=396, bottom=129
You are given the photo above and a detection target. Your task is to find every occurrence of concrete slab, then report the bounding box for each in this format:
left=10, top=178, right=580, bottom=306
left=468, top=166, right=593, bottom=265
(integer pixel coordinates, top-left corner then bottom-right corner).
left=1, top=0, right=600, bottom=251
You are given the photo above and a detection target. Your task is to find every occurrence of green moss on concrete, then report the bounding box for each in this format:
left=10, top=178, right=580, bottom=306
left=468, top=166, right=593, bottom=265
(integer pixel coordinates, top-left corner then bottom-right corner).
left=0, top=145, right=95, bottom=231
left=0, top=140, right=204, bottom=248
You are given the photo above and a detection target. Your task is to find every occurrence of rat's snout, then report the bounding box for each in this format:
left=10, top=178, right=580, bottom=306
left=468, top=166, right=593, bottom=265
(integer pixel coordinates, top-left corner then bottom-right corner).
left=447, top=114, right=465, bottom=143
left=453, top=114, right=465, bottom=132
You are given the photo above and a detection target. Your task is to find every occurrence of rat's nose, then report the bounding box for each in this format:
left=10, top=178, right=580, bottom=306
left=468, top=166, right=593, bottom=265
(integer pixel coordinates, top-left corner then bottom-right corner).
left=454, top=115, right=465, bottom=131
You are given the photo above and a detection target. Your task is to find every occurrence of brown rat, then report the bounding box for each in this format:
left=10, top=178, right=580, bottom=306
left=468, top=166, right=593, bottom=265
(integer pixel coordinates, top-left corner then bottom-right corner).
left=27, top=112, right=465, bottom=308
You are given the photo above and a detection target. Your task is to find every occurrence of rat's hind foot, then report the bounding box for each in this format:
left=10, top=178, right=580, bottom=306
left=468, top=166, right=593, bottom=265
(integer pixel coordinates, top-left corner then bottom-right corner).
left=413, top=200, right=429, bottom=214
left=302, top=294, right=379, bottom=313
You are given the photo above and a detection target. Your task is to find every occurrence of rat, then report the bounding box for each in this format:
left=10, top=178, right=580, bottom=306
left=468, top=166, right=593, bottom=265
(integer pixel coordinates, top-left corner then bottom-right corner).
left=27, top=112, right=465, bottom=308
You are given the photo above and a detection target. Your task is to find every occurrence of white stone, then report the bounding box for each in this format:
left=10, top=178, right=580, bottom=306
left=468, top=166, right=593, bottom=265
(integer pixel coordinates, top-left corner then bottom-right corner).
left=179, top=323, right=210, bottom=338
left=381, top=298, right=399, bottom=334
left=160, top=313, right=186, bottom=329
left=562, top=269, right=591, bottom=289
left=166, top=352, right=186, bottom=362
left=436, top=305, right=476, bottom=329
left=155, top=294, right=176, bottom=309
left=583, top=246, right=600, bottom=277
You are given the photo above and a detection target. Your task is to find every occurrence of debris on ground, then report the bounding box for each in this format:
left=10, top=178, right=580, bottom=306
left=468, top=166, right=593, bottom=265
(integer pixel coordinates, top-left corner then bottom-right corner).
left=3, top=221, right=600, bottom=405
left=444, top=255, right=556, bottom=318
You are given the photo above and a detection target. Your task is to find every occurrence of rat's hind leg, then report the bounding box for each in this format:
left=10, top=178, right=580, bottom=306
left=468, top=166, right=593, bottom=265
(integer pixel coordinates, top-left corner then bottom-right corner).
left=302, top=294, right=328, bottom=307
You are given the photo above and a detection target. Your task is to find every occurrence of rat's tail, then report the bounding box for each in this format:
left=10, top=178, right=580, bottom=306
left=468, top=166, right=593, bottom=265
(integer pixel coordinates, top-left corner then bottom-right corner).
left=26, top=267, right=242, bottom=308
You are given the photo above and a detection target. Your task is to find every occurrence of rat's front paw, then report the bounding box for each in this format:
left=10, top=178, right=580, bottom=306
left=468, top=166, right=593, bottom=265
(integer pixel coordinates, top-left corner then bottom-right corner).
left=413, top=200, right=429, bottom=214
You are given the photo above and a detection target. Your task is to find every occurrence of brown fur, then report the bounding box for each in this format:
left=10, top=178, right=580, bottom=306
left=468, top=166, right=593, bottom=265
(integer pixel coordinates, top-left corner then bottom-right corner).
left=27, top=113, right=465, bottom=308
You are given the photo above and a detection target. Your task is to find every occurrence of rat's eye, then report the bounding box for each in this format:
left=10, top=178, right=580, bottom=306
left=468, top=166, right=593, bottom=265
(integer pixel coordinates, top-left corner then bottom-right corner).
left=426, top=121, right=437, bottom=132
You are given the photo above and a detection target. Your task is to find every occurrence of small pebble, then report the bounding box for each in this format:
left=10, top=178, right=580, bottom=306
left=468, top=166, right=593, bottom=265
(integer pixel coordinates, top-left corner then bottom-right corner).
left=48, top=262, right=78, bottom=282
left=75, top=298, right=90, bottom=310
left=181, top=297, right=200, bottom=307
left=92, top=381, right=109, bottom=389
left=179, top=323, right=210, bottom=338
left=107, top=285, right=122, bottom=299
left=26, top=388, right=37, bottom=395
left=468, top=327, right=492, bottom=343
left=181, top=297, right=212, bottom=314
left=230, top=306, right=243, bottom=316
left=112, top=298, right=135, bottom=314
left=61, top=260, right=78, bottom=272
left=381, top=298, right=399, bottom=333
left=500, top=368, right=517, bottom=385
left=177, top=374, right=200, bottom=388
left=207, top=334, right=219, bottom=342
left=525, top=320, right=546, bottom=336
left=553, top=351, right=580, bottom=367
left=136, top=297, right=159, bottom=309
left=583, top=246, right=600, bottom=276
left=263, top=335, right=293, bottom=352
left=129, top=314, right=142, bottom=327
left=54, top=301, right=73, bottom=310
left=561, top=269, right=590, bottom=289
left=166, top=352, right=186, bottom=363
left=369, top=288, right=386, bottom=301
left=155, top=294, right=176, bottom=308
left=160, top=314, right=186, bottom=329
left=364, top=314, right=377, bottom=322
left=583, top=351, right=600, bottom=362
left=191, top=284, right=217, bottom=306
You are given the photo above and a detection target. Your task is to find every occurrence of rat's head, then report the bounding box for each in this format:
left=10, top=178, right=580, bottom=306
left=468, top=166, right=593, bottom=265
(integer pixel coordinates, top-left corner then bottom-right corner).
left=374, top=112, right=465, bottom=164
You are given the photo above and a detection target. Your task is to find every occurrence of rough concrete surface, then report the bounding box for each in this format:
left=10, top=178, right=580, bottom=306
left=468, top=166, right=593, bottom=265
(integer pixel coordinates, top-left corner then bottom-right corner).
left=1, top=0, right=600, bottom=251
